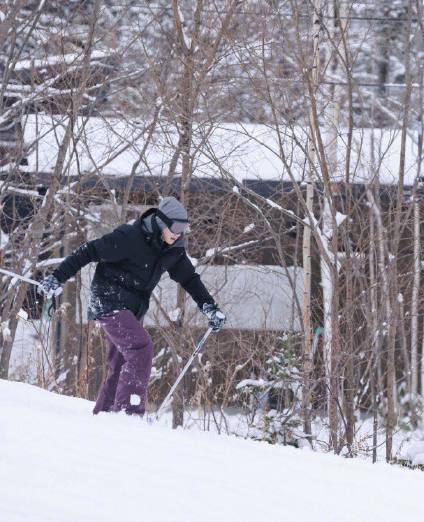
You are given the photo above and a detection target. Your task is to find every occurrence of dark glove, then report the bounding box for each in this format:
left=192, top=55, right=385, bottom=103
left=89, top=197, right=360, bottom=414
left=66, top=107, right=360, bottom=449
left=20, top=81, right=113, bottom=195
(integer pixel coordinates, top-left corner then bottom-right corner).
left=202, top=303, right=226, bottom=332
left=38, top=274, right=63, bottom=299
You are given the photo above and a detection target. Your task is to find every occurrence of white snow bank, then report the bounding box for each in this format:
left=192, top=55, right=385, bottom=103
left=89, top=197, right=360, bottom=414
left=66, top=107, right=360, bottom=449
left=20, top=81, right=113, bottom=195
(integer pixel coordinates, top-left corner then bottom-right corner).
left=8, top=319, right=41, bottom=383
left=1, top=379, right=424, bottom=522
left=401, top=441, right=424, bottom=466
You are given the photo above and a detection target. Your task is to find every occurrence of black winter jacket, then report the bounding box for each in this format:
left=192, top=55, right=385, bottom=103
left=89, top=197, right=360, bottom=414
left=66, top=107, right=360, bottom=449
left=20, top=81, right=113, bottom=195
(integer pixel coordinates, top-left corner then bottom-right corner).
left=52, top=210, right=215, bottom=320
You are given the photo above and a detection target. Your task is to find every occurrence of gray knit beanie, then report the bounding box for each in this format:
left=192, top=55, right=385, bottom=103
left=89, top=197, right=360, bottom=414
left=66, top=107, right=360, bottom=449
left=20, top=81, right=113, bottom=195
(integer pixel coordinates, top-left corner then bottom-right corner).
left=157, top=197, right=188, bottom=230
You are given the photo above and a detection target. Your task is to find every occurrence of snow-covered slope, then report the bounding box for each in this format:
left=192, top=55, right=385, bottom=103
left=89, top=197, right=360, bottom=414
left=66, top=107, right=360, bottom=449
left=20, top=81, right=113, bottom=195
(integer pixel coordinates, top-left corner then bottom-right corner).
left=1, top=380, right=423, bottom=522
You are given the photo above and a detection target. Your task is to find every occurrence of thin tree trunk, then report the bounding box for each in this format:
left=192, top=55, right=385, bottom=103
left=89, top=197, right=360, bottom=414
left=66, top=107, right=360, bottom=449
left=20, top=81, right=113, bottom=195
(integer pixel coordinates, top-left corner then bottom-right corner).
left=369, top=205, right=379, bottom=464
left=344, top=260, right=355, bottom=454
left=398, top=298, right=410, bottom=392
left=302, top=0, right=323, bottom=440
left=366, top=187, right=394, bottom=460
left=386, top=0, right=413, bottom=461
left=321, top=0, right=347, bottom=451
left=415, top=0, right=424, bottom=399
left=411, top=200, right=420, bottom=396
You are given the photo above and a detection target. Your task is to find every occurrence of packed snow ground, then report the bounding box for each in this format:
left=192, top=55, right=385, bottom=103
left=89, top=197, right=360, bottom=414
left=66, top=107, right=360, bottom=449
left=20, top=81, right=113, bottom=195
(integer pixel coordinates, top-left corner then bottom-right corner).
left=1, top=380, right=424, bottom=522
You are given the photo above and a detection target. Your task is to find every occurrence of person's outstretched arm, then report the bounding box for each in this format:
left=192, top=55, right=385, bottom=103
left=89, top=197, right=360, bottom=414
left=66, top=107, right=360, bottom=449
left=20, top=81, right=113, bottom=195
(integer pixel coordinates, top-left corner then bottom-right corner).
left=39, top=226, right=129, bottom=298
left=168, top=251, right=226, bottom=331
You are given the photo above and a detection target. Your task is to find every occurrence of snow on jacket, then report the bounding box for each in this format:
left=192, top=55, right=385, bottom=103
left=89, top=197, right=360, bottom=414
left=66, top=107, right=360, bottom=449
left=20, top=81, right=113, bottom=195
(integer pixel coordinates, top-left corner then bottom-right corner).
left=52, top=209, right=215, bottom=320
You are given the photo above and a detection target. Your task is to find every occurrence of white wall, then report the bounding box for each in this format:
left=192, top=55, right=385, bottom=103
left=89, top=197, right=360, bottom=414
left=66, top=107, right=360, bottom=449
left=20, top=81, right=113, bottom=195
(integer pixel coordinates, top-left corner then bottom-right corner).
left=79, top=264, right=303, bottom=332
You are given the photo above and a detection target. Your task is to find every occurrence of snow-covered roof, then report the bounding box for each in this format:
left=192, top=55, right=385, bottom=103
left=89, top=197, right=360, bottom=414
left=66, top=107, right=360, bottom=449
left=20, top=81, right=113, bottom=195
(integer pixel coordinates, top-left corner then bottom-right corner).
left=21, top=114, right=422, bottom=186
left=14, top=50, right=110, bottom=71
left=79, top=264, right=303, bottom=331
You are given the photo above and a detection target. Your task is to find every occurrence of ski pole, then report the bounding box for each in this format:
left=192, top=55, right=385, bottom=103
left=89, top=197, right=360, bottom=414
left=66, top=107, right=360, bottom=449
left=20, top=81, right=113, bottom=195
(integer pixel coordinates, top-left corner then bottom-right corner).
left=0, top=266, right=57, bottom=317
left=156, top=326, right=213, bottom=420
left=0, top=266, right=41, bottom=288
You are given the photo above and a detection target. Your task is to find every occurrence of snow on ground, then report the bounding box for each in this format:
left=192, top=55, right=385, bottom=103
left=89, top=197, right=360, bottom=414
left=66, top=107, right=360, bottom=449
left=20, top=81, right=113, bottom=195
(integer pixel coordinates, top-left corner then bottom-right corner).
left=1, top=380, right=424, bottom=522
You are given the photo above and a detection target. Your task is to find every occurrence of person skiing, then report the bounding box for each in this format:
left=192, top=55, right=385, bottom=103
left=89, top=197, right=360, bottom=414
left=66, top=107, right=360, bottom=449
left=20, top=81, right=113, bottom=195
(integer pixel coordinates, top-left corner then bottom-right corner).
left=38, top=197, right=226, bottom=416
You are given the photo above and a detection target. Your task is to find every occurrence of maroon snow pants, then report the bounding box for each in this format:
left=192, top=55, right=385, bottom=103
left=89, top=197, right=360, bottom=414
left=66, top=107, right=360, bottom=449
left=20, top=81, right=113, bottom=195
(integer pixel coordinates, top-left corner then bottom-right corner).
left=93, top=310, right=154, bottom=416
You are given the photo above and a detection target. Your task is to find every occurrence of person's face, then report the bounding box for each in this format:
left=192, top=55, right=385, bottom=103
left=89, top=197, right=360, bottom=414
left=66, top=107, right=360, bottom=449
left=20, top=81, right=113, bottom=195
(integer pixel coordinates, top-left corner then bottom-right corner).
left=161, top=227, right=181, bottom=245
